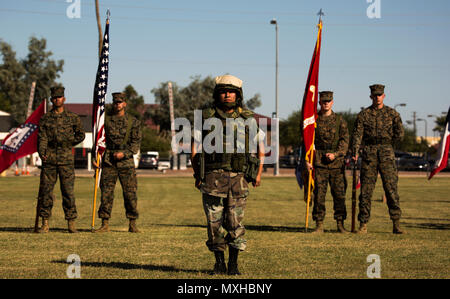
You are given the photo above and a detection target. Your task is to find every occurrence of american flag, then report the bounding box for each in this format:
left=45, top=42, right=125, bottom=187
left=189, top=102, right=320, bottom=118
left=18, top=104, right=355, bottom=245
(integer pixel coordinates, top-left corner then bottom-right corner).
left=92, top=18, right=110, bottom=161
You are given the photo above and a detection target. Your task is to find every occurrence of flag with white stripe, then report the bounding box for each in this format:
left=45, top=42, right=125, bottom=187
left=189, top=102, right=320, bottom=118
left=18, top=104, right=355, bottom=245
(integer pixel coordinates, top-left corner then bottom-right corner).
left=92, top=18, right=110, bottom=162
left=429, top=107, right=450, bottom=179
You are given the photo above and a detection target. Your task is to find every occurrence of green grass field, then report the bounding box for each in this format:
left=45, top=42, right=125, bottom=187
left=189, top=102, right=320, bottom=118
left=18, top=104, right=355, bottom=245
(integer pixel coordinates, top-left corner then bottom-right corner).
left=0, top=175, right=448, bottom=279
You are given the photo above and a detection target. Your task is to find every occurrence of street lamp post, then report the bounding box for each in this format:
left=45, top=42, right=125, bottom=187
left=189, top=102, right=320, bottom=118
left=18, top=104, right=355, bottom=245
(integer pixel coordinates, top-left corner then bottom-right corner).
left=394, top=103, right=406, bottom=110
left=270, top=18, right=279, bottom=176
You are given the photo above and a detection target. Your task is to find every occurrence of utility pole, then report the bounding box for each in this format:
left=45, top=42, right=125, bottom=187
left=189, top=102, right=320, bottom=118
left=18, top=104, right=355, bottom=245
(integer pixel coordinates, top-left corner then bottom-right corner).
left=168, top=82, right=178, bottom=170
left=95, top=0, right=102, bottom=58
left=270, top=18, right=279, bottom=176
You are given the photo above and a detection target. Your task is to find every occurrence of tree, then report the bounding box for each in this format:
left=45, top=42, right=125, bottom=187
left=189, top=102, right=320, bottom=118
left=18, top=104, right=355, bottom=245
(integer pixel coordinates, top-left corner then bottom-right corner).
left=0, top=37, right=63, bottom=125
left=140, top=127, right=171, bottom=157
left=395, top=127, right=429, bottom=153
left=432, top=115, right=447, bottom=135
left=0, top=93, right=10, bottom=112
left=0, top=41, right=27, bottom=120
left=244, top=93, right=262, bottom=110
left=122, top=84, right=145, bottom=122
left=150, top=75, right=262, bottom=132
left=279, top=109, right=302, bottom=149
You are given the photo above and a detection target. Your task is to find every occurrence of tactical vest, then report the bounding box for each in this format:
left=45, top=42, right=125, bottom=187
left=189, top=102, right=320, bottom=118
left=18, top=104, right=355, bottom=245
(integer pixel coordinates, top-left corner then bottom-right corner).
left=202, top=106, right=254, bottom=173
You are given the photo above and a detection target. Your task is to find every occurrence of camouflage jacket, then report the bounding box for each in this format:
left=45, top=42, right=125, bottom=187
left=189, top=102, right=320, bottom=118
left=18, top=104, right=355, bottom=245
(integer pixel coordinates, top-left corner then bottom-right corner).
left=314, top=111, right=349, bottom=169
left=200, top=106, right=263, bottom=173
left=103, top=113, right=142, bottom=168
left=351, top=105, right=404, bottom=155
left=38, top=109, right=85, bottom=165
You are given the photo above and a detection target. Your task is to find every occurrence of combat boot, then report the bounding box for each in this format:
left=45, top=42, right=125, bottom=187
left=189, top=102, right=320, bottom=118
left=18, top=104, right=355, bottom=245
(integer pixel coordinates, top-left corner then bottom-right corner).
left=37, top=218, right=49, bottom=233
left=393, top=220, right=406, bottom=234
left=336, top=220, right=349, bottom=234
left=227, top=247, right=241, bottom=275
left=94, top=219, right=109, bottom=233
left=312, top=220, right=324, bottom=234
left=67, top=219, right=78, bottom=233
left=211, top=251, right=227, bottom=275
left=356, top=222, right=367, bottom=234
left=128, top=219, right=140, bottom=233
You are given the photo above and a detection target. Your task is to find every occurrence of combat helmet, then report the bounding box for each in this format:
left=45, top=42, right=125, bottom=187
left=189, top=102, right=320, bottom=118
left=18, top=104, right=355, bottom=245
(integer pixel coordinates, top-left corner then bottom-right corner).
left=213, top=74, right=244, bottom=108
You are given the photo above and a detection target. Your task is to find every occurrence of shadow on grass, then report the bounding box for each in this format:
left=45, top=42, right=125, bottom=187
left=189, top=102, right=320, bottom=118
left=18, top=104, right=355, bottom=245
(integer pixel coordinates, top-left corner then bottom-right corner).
left=402, top=216, right=449, bottom=222
left=51, top=259, right=210, bottom=274
left=153, top=223, right=319, bottom=233
left=404, top=223, right=450, bottom=230
left=0, top=227, right=111, bottom=233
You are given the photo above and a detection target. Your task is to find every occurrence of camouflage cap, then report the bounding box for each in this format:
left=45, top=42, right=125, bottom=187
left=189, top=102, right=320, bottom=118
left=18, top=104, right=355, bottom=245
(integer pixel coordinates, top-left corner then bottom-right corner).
left=112, top=92, right=127, bottom=102
left=370, top=84, right=385, bottom=96
left=50, top=86, right=65, bottom=98
left=213, top=74, right=244, bottom=101
left=319, top=91, right=333, bottom=101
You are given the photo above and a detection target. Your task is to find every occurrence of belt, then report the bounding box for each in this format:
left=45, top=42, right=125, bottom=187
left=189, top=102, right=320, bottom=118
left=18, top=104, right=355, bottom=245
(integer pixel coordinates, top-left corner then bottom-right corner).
left=364, top=140, right=391, bottom=146
left=48, top=141, right=72, bottom=148
left=108, top=144, right=127, bottom=150
left=316, top=147, right=334, bottom=151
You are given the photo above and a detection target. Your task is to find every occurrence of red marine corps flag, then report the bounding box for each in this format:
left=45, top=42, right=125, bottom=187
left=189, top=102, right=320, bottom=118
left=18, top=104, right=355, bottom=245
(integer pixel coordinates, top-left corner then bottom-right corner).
left=429, top=106, right=450, bottom=180
left=299, top=15, right=323, bottom=230
left=0, top=100, right=46, bottom=174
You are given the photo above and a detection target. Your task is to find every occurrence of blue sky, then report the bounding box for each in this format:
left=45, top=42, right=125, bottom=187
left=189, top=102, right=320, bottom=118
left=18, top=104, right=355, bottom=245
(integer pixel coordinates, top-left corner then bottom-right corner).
left=1, top=0, right=449, bottom=137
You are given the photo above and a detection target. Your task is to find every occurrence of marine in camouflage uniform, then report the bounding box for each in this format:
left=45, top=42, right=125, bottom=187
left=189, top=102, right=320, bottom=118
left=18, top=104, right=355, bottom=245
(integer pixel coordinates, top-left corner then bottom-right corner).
left=192, top=75, right=264, bottom=275
left=37, top=86, right=85, bottom=233
left=351, top=84, right=405, bottom=234
left=94, top=92, right=142, bottom=233
left=310, top=91, right=349, bottom=233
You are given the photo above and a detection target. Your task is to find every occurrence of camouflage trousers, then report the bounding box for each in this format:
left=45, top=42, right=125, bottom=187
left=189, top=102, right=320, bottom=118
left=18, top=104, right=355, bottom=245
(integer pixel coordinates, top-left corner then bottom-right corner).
left=38, top=164, right=77, bottom=220
left=312, top=167, right=347, bottom=222
left=98, top=165, right=139, bottom=220
left=201, top=170, right=248, bottom=252
left=358, top=145, right=402, bottom=223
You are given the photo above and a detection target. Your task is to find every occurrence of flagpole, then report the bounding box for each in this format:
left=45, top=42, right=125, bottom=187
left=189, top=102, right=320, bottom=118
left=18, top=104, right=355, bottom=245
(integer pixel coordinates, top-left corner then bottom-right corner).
left=304, top=11, right=323, bottom=232
left=91, top=11, right=110, bottom=231
left=91, top=153, right=101, bottom=230
left=33, top=99, right=47, bottom=232
left=305, top=168, right=313, bottom=232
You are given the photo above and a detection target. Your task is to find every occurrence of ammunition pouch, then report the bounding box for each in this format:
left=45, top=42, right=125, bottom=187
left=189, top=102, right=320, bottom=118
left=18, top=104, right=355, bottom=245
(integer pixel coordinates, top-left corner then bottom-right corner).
left=244, top=154, right=260, bottom=184
left=204, top=153, right=247, bottom=173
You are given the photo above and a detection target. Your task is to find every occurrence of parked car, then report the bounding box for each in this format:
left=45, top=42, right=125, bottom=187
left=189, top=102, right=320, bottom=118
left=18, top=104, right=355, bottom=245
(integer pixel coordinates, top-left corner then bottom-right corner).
left=279, top=154, right=297, bottom=168
left=397, top=155, right=429, bottom=171
left=158, top=158, right=171, bottom=170
left=138, top=151, right=159, bottom=169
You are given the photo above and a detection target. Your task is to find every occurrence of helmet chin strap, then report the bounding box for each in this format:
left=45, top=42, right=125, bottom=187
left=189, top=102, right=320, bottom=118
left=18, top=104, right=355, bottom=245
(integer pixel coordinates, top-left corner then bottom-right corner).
left=220, top=102, right=237, bottom=109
